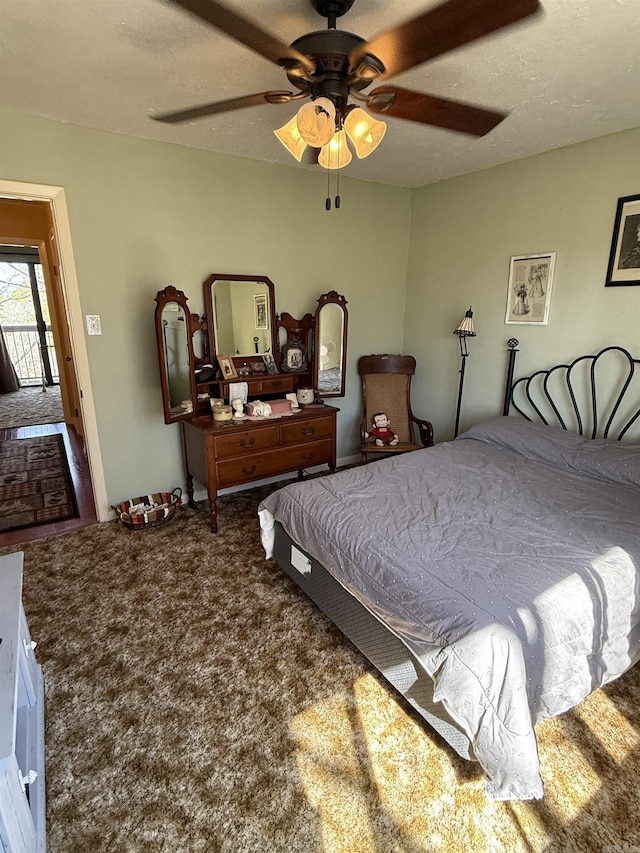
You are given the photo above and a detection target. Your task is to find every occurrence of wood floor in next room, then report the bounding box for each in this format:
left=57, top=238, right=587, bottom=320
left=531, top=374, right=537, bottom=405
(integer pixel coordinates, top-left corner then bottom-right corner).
left=0, top=422, right=97, bottom=547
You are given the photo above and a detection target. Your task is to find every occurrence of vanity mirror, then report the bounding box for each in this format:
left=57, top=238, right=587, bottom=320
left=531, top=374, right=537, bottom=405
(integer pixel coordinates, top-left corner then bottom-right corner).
left=154, top=285, right=200, bottom=424
left=314, top=291, right=348, bottom=398
left=204, top=273, right=278, bottom=366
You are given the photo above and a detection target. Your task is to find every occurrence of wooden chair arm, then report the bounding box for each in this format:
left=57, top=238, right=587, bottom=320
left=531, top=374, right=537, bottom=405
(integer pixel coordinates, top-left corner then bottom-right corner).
left=410, top=414, right=434, bottom=447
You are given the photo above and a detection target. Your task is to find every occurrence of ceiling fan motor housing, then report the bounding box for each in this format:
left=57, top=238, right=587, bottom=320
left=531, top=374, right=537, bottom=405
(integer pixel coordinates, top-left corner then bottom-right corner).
left=289, top=29, right=378, bottom=119
left=311, top=0, right=356, bottom=23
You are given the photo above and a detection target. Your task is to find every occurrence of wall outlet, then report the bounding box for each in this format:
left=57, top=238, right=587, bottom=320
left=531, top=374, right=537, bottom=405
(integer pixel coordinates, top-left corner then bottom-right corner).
left=86, top=315, right=102, bottom=336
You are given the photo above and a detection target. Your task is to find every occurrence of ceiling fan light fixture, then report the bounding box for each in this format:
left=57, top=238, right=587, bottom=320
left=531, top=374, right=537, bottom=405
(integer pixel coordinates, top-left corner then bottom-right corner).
left=344, top=107, right=387, bottom=158
left=273, top=115, right=308, bottom=162
left=296, top=98, right=337, bottom=147
left=318, top=129, right=352, bottom=170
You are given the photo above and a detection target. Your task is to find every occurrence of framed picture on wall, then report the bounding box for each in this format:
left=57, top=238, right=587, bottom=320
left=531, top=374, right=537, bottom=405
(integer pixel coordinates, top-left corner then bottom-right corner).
left=254, top=293, right=268, bottom=329
left=504, top=252, right=556, bottom=325
left=605, top=194, right=640, bottom=286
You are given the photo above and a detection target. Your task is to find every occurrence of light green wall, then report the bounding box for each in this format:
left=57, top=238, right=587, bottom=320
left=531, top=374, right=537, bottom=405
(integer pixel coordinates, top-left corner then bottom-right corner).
left=405, top=127, right=640, bottom=441
left=1, top=112, right=411, bottom=504
left=2, top=114, right=639, bottom=507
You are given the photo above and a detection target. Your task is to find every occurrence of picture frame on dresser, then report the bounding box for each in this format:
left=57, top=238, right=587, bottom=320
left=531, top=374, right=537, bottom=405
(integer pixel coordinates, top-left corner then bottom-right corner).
left=217, top=355, right=238, bottom=379
left=605, top=193, right=640, bottom=286
left=262, top=353, right=278, bottom=374
left=281, top=341, right=308, bottom=372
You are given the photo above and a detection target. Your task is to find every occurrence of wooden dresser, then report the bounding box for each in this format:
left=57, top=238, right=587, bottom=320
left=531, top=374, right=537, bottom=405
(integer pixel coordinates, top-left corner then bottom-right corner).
left=182, top=404, right=339, bottom=532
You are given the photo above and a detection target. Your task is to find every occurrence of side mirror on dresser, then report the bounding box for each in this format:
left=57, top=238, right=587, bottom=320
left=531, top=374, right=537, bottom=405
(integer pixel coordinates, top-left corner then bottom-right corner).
left=314, top=291, right=348, bottom=398
left=154, top=285, right=204, bottom=425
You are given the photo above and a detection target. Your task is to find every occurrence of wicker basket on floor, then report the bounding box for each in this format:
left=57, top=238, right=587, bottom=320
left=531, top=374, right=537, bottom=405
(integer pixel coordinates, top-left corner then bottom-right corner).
left=113, top=488, right=182, bottom=530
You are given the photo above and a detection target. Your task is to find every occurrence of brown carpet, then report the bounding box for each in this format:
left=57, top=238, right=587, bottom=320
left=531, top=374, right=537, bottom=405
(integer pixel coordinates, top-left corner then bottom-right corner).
left=0, top=434, right=78, bottom=532
left=0, top=384, right=64, bottom=428
left=0, top=483, right=638, bottom=852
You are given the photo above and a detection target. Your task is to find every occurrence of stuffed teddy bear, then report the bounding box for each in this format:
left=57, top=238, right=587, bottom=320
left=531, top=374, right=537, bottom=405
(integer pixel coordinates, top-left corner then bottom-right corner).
left=366, top=412, right=399, bottom=446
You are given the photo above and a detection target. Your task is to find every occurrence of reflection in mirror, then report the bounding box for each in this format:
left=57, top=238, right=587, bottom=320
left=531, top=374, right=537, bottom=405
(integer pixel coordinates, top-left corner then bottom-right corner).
left=314, top=291, right=348, bottom=398
left=205, top=275, right=276, bottom=359
left=154, top=285, right=198, bottom=425
left=192, top=328, right=206, bottom=361
left=163, top=303, right=190, bottom=410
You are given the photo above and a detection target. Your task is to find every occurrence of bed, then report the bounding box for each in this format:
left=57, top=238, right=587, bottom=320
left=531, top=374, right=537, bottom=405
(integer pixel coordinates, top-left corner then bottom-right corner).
left=258, top=342, right=640, bottom=800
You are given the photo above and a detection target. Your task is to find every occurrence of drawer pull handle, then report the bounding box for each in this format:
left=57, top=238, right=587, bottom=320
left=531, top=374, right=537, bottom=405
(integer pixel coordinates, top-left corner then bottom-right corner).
left=242, top=465, right=257, bottom=475
left=272, top=381, right=283, bottom=388
left=301, top=453, right=315, bottom=460
left=302, top=428, right=315, bottom=436
left=240, top=438, right=255, bottom=448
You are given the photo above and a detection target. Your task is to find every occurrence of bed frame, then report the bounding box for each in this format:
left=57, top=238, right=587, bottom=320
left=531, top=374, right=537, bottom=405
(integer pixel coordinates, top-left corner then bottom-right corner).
left=503, top=338, right=640, bottom=440
left=272, top=341, right=640, bottom=762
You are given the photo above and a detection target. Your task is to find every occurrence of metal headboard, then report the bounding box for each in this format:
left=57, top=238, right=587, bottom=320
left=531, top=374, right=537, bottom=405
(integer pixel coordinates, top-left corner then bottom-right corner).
left=503, top=338, right=640, bottom=441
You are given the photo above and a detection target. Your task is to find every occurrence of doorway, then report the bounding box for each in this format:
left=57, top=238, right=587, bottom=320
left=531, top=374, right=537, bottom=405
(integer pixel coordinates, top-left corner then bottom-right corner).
left=0, top=184, right=108, bottom=541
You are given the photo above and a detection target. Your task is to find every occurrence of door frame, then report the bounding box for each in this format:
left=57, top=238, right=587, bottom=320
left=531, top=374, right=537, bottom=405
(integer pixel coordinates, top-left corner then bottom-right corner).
left=0, top=180, right=109, bottom=521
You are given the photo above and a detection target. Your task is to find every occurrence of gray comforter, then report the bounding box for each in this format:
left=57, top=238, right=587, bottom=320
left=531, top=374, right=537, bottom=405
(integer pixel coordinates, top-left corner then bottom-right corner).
left=258, top=417, right=640, bottom=800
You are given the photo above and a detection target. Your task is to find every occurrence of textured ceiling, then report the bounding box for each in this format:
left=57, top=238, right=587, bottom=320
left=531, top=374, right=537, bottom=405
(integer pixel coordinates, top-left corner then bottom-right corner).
left=1, top=0, right=639, bottom=188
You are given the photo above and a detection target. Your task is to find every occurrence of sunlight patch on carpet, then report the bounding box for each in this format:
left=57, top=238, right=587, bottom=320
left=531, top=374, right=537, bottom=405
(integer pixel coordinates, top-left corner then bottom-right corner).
left=574, top=688, right=640, bottom=764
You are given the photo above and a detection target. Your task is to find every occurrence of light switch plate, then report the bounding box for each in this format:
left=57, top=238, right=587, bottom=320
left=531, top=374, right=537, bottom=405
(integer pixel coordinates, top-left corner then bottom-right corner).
left=86, top=315, right=101, bottom=336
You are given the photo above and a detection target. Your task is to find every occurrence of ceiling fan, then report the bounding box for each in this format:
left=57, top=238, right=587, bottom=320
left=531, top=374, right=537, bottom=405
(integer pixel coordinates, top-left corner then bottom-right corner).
left=152, top=0, right=542, bottom=168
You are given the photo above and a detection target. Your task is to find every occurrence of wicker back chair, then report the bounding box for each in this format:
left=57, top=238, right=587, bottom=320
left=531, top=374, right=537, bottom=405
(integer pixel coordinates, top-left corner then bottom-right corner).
left=358, top=354, right=434, bottom=463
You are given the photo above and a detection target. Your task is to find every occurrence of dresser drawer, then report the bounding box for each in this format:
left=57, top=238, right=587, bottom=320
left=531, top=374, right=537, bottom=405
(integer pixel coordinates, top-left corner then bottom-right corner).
left=214, top=425, right=280, bottom=459
left=258, top=375, right=295, bottom=394
left=217, top=438, right=333, bottom=488
left=280, top=438, right=333, bottom=469
left=217, top=450, right=282, bottom=487
left=281, top=416, right=333, bottom=445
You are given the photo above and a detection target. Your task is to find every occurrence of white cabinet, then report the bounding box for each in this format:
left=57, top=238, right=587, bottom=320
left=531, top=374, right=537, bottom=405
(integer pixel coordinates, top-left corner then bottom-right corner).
left=0, top=553, right=46, bottom=853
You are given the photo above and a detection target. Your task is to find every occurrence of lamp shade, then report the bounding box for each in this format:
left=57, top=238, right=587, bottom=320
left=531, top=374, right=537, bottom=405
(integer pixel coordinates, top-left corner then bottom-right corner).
left=454, top=307, right=476, bottom=337
left=296, top=98, right=336, bottom=147
left=318, top=129, right=352, bottom=170
left=344, top=107, right=387, bottom=159
left=273, top=115, right=307, bottom=162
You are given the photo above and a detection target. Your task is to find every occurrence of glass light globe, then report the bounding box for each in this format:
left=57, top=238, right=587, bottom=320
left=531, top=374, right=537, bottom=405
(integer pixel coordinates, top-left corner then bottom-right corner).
left=318, top=129, right=352, bottom=170
left=296, top=98, right=336, bottom=147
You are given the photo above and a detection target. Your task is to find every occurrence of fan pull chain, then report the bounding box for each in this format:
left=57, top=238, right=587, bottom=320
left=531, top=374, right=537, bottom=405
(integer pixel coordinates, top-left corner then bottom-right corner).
left=324, top=144, right=342, bottom=211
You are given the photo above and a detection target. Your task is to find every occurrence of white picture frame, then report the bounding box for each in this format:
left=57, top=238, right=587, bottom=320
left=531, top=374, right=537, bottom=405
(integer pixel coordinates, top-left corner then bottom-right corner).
left=505, top=252, right=556, bottom=325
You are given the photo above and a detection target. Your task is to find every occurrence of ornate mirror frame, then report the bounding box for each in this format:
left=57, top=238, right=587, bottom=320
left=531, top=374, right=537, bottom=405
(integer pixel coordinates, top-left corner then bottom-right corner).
left=314, top=291, right=348, bottom=398
left=203, top=273, right=278, bottom=370
left=154, top=285, right=200, bottom=424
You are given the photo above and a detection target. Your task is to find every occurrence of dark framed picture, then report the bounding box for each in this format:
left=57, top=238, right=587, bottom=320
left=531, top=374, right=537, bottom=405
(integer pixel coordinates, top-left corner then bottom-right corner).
left=605, top=193, right=640, bottom=287
left=281, top=340, right=307, bottom=373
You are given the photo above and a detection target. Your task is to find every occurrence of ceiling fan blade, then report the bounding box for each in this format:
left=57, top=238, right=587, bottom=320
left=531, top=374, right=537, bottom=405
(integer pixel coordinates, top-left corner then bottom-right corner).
left=349, top=0, right=542, bottom=80
left=152, top=90, right=300, bottom=124
left=366, top=86, right=507, bottom=136
left=166, top=0, right=315, bottom=77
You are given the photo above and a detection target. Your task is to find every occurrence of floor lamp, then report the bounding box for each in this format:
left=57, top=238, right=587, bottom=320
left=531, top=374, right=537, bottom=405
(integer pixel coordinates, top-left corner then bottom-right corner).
left=453, top=307, right=476, bottom=438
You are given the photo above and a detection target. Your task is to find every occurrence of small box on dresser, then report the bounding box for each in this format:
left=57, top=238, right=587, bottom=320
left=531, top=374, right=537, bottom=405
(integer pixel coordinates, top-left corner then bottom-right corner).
left=0, top=552, right=46, bottom=853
